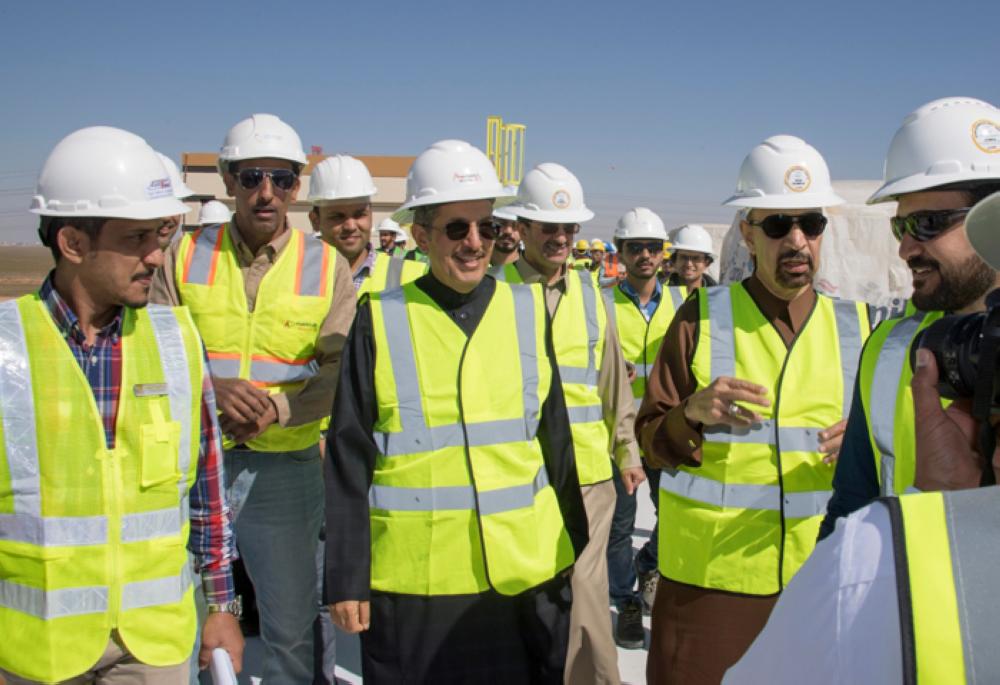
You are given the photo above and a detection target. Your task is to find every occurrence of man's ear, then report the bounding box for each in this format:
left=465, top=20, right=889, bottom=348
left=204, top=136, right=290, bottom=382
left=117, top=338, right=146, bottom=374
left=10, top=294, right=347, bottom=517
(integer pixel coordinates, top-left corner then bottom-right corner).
left=56, top=225, right=90, bottom=265
left=308, top=207, right=320, bottom=232
left=412, top=223, right=431, bottom=252
left=222, top=170, right=236, bottom=197
left=739, top=218, right=755, bottom=256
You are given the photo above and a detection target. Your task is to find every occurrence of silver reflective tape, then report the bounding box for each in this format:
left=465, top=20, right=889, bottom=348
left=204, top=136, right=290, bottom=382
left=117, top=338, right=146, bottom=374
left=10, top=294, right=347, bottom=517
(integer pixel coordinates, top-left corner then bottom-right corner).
left=479, top=467, right=550, bottom=516
left=249, top=358, right=319, bottom=384
left=378, top=288, right=428, bottom=444
left=705, top=420, right=775, bottom=445
left=0, top=300, right=39, bottom=519
left=207, top=357, right=241, bottom=378
left=705, top=287, right=735, bottom=379
left=0, top=513, right=107, bottom=546
left=510, top=285, right=541, bottom=433
left=488, top=263, right=507, bottom=282
left=567, top=404, right=603, bottom=425
left=783, top=489, right=833, bottom=519
left=376, top=417, right=532, bottom=457
left=121, top=507, right=182, bottom=543
left=833, top=299, right=863, bottom=419
left=602, top=289, right=617, bottom=330
left=667, top=286, right=686, bottom=311
left=146, top=306, right=194, bottom=503
left=870, top=313, right=924, bottom=495
left=558, top=365, right=595, bottom=386
left=659, top=469, right=779, bottom=510
left=636, top=363, right=653, bottom=378
left=385, top=257, right=404, bottom=291
left=778, top=426, right=823, bottom=452
left=369, top=483, right=476, bottom=511
left=576, top=271, right=600, bottom=377
left=298, top=235, right=325, bottom=296
left=184, top=225, right=222, bottom=284
left=120, top=564, right=194, bottom=611
left=0, top=579, right=108, bottom=619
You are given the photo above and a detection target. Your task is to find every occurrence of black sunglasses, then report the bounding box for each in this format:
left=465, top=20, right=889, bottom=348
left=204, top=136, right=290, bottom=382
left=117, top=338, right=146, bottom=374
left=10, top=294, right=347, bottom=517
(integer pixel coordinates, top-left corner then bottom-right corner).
left=623, top=241, right=664, bottom=255
left=890, top=208, right=971, bottom=242
left=439, top=219, right=499, bottom=242
left=235, top=167, right=298, bottom=191
left=537, top=223, right=581, bottom=236
left=746, top=212, right=827, bottom=239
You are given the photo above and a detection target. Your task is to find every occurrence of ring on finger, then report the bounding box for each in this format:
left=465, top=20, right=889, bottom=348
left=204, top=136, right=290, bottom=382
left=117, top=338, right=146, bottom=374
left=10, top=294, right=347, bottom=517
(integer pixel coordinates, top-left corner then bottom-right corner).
left=727, top=401, right=741, bottom=417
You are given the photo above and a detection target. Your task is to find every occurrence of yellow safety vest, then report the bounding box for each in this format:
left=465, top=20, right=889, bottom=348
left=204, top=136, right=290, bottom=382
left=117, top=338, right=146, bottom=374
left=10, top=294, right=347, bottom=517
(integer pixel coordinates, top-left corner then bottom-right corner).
left=0, top=297, right=203, bottom=682
left=857, top=309, right=945, bottom=495
left=658, top=284, right=870, bottom=594
left=176, top=223, right=336, bottom=452
left=603, top=283, right=687, bottom=412
left=492, top=263, right=612, bottom=485
left=357, top=251, right=426, bottom=298
left=368, top=281, right=575, bottom=596
left=883, top=487, right=1000, bottom=683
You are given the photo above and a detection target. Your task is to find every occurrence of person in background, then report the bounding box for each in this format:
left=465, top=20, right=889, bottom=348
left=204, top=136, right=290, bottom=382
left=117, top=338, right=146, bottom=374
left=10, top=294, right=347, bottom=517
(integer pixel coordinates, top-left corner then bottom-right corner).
left=376, top=217, right=406, bottom=257
left=156, top=151, right=196, bottom=244
left=666, top=224, right=717, bottom=289
left=490, top=205, right=522, bottom=267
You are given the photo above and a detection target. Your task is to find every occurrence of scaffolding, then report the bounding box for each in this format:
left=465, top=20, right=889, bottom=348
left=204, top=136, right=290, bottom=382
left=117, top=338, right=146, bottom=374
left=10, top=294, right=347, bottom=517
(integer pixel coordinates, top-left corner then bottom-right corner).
left=486, top=116, right=526, bottom=187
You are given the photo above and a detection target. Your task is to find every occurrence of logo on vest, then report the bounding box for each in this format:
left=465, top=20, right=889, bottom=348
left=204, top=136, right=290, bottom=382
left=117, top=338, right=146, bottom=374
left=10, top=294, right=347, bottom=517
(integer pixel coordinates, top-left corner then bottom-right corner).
left=284, top=320, right=319, bottom=331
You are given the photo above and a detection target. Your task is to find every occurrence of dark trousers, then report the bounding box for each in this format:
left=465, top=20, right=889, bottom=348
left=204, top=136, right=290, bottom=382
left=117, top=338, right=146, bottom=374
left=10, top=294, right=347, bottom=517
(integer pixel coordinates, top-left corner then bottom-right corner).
left=361, top=574, right=572, bottom=685
left=607, top=462, right=661, bottom=609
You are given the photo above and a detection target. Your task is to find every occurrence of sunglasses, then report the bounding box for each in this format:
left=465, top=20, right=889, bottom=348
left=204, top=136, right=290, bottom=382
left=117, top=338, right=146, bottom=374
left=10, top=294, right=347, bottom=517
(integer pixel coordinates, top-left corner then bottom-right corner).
left=890, top=208, right=971, bottom=242
left=538, top=223, right=581, bottom=236
left=235, top=167, right=298, bottom=191
left=746, top=212, right=827, bottom=239
left=624, top=241, right=664, bottom=255
left=438, top=219, right=499, bottom=242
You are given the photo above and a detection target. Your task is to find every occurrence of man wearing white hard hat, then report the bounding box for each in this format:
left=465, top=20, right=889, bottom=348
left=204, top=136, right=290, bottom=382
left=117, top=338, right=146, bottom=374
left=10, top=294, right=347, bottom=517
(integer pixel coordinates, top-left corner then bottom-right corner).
left=156, top=151, right=196, bottom=244
left=636, top=135, right=871, bottom=684
left=490, top=204, right=522, bottom=267
left=325, top=140, right=588, bottom=682
left=151, top=113, right=355, bottom=680
left=0, top=127, right=243, bottom=682
left=308, top=154, right=425, bottom=295
left=821, top=97, right=1000, bottom=539
left=666, top=224, right=717, bottom=290
left=375, top=217, right=405, bottom=257
left=494, top=162, right=643, bottom=685
left=198, top=199, right=232, bottom=227
left=601, top=208, right=688, bottom=650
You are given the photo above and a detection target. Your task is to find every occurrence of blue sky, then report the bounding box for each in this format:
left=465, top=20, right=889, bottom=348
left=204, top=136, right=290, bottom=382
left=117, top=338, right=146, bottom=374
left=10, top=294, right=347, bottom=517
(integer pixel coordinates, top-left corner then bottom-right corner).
left=1, top=0, right=998, bottom=242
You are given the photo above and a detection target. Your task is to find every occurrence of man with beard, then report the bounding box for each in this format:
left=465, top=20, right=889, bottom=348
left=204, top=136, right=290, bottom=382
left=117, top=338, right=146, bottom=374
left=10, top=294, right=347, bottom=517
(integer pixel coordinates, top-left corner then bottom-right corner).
left=665, top=224, right=717, bottom=289
left=309, top=155, right=425, bottom=295
left=325, top=140, right=588, bottom=683
left=151, top=114, right=355, bottom=681
left=376, top=217, right=405, bottom=257
left=494, top=162, right=644, bottom=685
left=820, top=97, right=1000, bottom=537
left=636, top=135, right=871, bottom=684
left=490, top=205, right=521, bottom=267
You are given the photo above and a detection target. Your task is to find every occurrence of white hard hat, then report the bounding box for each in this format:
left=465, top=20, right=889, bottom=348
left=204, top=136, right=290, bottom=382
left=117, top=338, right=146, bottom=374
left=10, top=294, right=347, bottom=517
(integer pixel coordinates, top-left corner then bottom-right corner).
left=723, top=135, right=844, bottom=209
left=30, top=126, right=190, bottom=220
left=308, top=154, right=378, bottom=203
left=377, top=217, right=402, bottom=234
left=506, top=162, right=595, bottom=223
left=217, top=113, right=308, bottom=173
left=156, top=152, right=196, bottom=199
left=493, top=205, right=518, bottom=221
left=614, top=207, right=668, bottom=241
left=198, top=200, right=232, bottom=226
left=868, top=97, right=1000, bottom=204
left=966, top=191, right=1000, bottom=271
left=669, top=224, right=715, bottom=257
left=399, top=139, right=503, bottom=211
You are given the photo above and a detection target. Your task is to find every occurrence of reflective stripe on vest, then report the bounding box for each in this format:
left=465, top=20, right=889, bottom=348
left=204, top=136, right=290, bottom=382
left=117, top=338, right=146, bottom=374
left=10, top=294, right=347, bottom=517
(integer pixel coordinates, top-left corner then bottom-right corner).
left=372, top=284, right=541, bottom=456
left=659, top=469, right=831, bottom=519
left=557, top=272, right=600, bottom=388
left=371, top=466, right=549, bottom=515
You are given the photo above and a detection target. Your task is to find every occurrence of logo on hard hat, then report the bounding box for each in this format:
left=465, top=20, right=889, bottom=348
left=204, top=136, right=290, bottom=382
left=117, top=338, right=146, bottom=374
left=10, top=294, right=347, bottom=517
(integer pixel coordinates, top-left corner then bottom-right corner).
left=972, top=120, right=1000, bottom=154
left=145, top=178, right=173, bottom=200
left=552, top=190, right=571, bottom=209
left=784, top=166, right=812, bottom=193
left=453, top=172, right=482, bottom=184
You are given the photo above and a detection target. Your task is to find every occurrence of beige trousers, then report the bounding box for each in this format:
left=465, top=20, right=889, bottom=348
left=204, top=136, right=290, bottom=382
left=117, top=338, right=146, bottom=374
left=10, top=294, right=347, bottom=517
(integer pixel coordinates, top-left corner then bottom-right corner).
left=565, top=479, right=621, bottom=685
left=1, top=634, right=188, bottom=685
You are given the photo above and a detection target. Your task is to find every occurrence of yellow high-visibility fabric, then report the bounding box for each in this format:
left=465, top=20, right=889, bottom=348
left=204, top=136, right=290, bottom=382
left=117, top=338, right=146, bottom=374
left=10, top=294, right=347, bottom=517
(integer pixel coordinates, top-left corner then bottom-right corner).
left=659, top=284, right=869, bottom=594
left=357, top=251, right=426, bottom=298
left=0, top=297, right=202, bottom=682
left=176, top=223, right=335, bottom=451
left=368, top=281, right=574, bottom=596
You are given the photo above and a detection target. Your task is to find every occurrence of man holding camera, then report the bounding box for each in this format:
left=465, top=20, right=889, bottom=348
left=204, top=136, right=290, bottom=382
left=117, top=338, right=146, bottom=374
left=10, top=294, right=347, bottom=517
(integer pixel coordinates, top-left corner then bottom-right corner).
left=821, top=97, right=1000, bottom=537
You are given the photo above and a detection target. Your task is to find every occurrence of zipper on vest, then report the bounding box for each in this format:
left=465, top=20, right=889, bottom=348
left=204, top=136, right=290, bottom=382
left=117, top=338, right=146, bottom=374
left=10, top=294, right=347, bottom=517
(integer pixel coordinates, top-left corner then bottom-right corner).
left=455, top=336, right=496, bottom=592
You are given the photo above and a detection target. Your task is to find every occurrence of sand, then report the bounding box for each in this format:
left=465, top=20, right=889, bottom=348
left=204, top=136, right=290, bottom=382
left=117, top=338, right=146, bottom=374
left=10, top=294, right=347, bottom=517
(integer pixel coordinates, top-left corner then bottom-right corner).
left=0, top=245, right=53, bottom=300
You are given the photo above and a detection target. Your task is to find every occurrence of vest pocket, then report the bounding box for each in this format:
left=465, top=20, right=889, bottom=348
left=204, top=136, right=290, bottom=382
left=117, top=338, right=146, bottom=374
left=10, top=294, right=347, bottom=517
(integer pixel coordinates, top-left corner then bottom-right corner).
left=139, top=422, right=182, bottom=489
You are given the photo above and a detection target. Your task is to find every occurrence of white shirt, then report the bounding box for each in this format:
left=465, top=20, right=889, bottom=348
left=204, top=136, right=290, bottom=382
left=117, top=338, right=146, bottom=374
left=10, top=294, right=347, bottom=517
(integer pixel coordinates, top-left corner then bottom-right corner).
left=723, top=503, right=902, bottom=685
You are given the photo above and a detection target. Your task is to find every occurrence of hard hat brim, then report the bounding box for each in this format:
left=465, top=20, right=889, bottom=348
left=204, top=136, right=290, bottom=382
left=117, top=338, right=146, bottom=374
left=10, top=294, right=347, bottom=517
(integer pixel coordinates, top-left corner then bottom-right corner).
left=505, top=206, right=595, bottom=224
left=867, top=171, right=1000, bottom=205
left=669, top=241, right=716, bottom=258
left=723, top=190, right=845, bottom=209
left=29, top=195, right=191, bottom=220
left=308, top=190, right=378, bottom=205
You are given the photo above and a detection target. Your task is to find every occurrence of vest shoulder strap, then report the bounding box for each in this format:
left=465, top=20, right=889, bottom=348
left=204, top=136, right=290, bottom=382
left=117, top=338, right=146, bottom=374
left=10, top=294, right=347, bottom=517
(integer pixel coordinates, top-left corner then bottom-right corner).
left=880, top=496, right=918, bottom=685
left=385, top=256, right=405, bottom=290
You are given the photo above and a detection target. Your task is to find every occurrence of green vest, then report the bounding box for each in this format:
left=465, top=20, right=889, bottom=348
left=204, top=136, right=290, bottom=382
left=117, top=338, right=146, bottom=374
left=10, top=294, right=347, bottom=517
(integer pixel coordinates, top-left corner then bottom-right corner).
left=0, top=297, right=203, bottom=681
left=176, top=223, right=336, bottom=451
left=357, top=251, right=426, bottom=298
left=659, top=284, right=870, bottom=594
left=603, top=283, right=687, bottom=412
left=858, top=309, right=946, bottom=495
left=492, top=263, right=613, bottom=485
left=368, top=280, right=575, bottom=596
left=883, top=487, right=1000, bottom=683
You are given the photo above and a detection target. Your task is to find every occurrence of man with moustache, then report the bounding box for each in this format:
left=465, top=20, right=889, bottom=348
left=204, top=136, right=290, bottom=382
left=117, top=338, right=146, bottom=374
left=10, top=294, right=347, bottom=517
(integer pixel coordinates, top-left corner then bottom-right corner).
left=636, top=135, right=871, bottom=684
left=151, top=114, right=355, bottom=681
left=309, top=154, right=425, bottom=295
left=494, top=162, right=643, bottom=685
left=325, top=140, right=588, bottom=683
left=376, top=217, right=406, bottom=257
left=490, top=205, right=521, bottom=267
left=821, top=97, right=1000, bottom=536
left=665, top=224, right=717, bottom=289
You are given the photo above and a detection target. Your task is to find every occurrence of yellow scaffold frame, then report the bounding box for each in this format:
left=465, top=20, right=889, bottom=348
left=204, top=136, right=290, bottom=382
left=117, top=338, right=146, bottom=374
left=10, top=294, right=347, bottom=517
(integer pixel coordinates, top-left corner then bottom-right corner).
left=486, top=116, right=526, bottom=187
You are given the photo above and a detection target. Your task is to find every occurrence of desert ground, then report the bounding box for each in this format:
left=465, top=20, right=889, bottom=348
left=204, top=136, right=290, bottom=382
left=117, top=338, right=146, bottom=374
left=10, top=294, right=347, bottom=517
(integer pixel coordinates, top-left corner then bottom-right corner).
left=0, top=245, right=53, bottom=300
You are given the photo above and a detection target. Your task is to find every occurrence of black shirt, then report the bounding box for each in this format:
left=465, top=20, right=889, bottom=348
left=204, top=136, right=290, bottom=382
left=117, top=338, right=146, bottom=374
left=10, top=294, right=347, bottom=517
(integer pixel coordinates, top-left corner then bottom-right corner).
left=324, top=273, right=588, bottom=602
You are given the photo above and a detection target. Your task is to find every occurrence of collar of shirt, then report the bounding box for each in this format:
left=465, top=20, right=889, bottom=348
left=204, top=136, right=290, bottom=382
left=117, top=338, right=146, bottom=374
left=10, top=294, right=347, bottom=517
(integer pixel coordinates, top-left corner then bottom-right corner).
left=513, top=258, right=570, bottom=294
left=39, top=272, right=123, bottom=346
left=619, top=278, right=662, bottom=321
left=743, top=273, right=817, bottom=336
left=352, top=246, right=378, bottom=291
left=414, top=271, right=496, bottom=337
left=228, top=218, right=293, bottom=266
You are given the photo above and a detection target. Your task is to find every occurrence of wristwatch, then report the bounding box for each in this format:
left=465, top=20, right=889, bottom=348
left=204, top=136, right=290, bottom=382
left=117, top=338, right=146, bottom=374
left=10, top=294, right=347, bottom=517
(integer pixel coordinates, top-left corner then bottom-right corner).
left=207, top=596, right=243, bottom=619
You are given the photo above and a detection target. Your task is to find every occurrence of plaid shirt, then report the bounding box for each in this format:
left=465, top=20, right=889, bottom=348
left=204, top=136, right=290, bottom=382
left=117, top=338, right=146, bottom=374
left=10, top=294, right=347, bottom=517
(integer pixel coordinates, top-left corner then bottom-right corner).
left=39, top=276, right=235, bottom=604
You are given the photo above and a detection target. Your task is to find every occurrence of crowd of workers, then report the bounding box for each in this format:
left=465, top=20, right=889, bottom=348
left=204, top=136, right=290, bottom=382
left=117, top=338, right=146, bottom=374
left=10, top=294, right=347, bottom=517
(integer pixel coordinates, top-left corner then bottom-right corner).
left=2, top=95, right=1000, bottom=685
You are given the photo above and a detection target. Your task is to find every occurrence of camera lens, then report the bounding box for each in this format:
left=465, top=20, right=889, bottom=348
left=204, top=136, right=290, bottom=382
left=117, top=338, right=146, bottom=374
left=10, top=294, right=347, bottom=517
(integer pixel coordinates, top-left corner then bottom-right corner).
left=911, top=313, right=984, bottom=399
